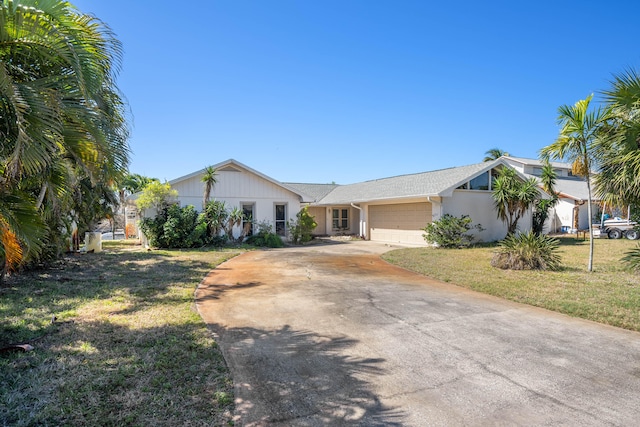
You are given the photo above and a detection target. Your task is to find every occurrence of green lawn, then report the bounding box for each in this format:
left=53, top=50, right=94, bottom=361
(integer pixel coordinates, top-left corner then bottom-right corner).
left=382, top=236, right=640, bottom=331
left=1, top=241, right=242, bottom=426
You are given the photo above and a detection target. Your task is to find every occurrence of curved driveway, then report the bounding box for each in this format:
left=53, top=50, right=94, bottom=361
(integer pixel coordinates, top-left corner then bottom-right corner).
left=196, top=241, right=640, bottom=426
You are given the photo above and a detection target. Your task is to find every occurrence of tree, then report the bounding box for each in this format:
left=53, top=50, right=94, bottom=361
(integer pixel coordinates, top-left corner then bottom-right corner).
left=0, top=191, right=45, bottom=280
left=0, top=1, right=130, bottom=271
left=532, top=160, right=559, bottom=235
left=136, top=181, right=178, bottom=212
left=492, top=167, right=540, bottom=235
left=202, top=200, right=228, bottom=239
left=225, top=207, right=243, bottom=240
left=483, top=148, right=510, bottom=162
left=595, top=68, right=640, bottom=206
left=201, top=166, right=218, bottom=207
left=116, top=173, right=157, bottom=233
left=540, top=95, right=614, bottom=272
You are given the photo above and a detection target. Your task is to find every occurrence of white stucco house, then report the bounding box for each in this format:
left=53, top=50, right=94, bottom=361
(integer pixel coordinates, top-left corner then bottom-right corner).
left=502, top=156, right=598, bottom=232
left=141, top=157, right=541, bottom=246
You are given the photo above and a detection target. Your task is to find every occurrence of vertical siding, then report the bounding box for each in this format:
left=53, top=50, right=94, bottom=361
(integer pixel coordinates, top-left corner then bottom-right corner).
left=168, top=168, right=303, bottom=236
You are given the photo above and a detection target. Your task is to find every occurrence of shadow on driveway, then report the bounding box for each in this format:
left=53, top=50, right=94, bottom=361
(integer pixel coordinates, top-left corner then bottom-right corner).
left=218, top=324, right=405, bottom=426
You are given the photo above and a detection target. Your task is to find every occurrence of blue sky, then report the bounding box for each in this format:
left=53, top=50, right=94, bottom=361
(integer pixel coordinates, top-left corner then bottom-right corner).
left=72, top=1, right=640, bottom=184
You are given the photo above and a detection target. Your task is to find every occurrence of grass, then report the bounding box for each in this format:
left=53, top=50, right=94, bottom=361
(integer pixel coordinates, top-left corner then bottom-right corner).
left=382, top=236, right=640, bottom=332
left=1, top=240, right=242, bottom=426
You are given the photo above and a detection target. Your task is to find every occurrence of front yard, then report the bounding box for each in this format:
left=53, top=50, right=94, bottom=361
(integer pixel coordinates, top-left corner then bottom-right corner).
left=1, top=241, right=242, bottom=426
left=383, top=236, right=640, bottom=331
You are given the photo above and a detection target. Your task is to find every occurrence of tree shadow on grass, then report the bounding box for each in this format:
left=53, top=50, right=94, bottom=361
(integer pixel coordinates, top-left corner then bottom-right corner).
left=1, top=248, right=236, bottom=344
left=212, top=324, right=406, bottom=426
left=1, top=319, right=234, bottom=426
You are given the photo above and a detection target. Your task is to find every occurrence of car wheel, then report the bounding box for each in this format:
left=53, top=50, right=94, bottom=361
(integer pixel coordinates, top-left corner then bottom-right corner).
left=625, top=229, right=639, bottom=240
left=608, top=229, right=623, bottom=239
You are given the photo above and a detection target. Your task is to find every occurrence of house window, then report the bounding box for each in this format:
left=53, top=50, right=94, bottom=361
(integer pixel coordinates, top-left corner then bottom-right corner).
left=469, top=172, right=489, bottom=190
left=332, top=208, right=349, bottom=230
left=242, top=203, right=254, bottom=237
left=275, top=204, right=286, bottom=236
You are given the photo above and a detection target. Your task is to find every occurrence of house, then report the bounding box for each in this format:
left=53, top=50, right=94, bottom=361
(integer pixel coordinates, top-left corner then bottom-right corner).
left=143, top=157, right=535, bottom=246
left=287, top=159, right=531, bottom=244
left=165, top=159, right=314, bottom=240
left=502, top=156, right=597, bottom=232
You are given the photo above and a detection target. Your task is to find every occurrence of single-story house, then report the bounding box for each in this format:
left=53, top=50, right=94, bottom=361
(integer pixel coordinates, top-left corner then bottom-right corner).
left=502, top=156, right=598, bottom=232
left=138, top=157, right=540, bottom=246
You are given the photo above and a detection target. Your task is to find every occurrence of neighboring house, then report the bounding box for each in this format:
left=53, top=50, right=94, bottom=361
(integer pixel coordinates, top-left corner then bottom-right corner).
left=139, top=158, right=537, bottom=246
left=502, top=156, right=598, bottom=232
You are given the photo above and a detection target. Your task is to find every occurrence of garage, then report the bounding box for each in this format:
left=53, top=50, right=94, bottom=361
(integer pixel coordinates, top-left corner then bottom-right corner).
left=369, top=202, right=432, bottom=245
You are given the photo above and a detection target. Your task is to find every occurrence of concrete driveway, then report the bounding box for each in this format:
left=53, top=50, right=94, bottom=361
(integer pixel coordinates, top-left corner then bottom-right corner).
left=196, top=240, right=640, bottom=426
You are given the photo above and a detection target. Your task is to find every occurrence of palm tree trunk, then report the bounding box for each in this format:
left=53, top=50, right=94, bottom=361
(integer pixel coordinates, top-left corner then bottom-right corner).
left=586, top=176, right=594, bottom=272
left=36, top=184, right=47, bottom=210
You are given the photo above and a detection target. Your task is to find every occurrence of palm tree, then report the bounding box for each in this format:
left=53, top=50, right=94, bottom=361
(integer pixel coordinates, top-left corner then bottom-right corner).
left=225, top=207, right=243, bottom=240
left=532, top=160, right=559, bottom=235
left=541, top=95, right=614, bottom=272
left=0, top=190, right=45, bottom=281
left=0, top=1, right=130, bottom=269
left=483, top=148, right=510, bottom=162
left=201, top=166, right=218, bottom=207
left=492, top=167, right=540, bottom=235
left=595, top=68, right=640, bottom=206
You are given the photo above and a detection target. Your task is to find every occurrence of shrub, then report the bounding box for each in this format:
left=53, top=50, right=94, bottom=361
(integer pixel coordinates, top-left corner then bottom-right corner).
left=622, top=244, right=640, bottom=272
left=140, top=205, right=208, bottom=248
left=422, top=214, right=483, bottom=248
left=288, top=206, right=317, bottom=244
left=245, top=221, right=284, bottom=248
left=491, top=231, right=561, bottom=270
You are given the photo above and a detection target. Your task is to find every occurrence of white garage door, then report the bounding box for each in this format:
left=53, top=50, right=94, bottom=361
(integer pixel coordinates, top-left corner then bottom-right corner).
left=369, top=203, right=432, bottom=245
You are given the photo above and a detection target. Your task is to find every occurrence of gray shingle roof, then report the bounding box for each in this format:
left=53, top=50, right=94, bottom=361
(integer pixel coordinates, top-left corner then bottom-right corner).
left=504, top=156, right=573, bottom=170
left=315, top=161, right=501, bottom=205
left=283, top=183, right=339, bottom=202
left=523, top=174, right=591, bottom=201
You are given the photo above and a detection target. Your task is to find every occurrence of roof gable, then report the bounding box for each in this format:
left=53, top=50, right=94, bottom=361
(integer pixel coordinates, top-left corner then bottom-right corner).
left=169, top=159, right=314, bottom=202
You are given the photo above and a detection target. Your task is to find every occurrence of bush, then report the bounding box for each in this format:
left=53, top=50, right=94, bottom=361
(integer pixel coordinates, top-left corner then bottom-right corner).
left=288, top=206, right=317, bottom=244
left=422, top=214, right=483, bottom=248
left=491, top=231, right=561, bottom=270
left=622, top=244, right=640, bottom=272
left=245, top=222, right=284, bottom=248
left=140, top=205, right=208, bottom=248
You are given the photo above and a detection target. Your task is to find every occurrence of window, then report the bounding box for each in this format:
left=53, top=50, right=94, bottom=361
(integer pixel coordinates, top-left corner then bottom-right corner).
left=242, top=203, right=254, bottom=237
left=275, top=204, right=286, bottom=236
left=332, top=208, right=349, bottom=230
left=469, top=172, right=489, bottom=190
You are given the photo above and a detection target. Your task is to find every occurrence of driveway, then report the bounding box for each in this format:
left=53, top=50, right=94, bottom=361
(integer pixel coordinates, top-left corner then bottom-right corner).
left=196, top=240, right=640, bottom=426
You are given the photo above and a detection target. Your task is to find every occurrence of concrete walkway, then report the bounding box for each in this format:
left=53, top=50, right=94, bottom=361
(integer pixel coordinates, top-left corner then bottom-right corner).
left=196, top=240, right=640, bottom=426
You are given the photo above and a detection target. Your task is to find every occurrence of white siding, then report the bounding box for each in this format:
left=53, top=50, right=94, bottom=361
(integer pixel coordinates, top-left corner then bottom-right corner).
left=168, top=168, right=302, bottom=238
